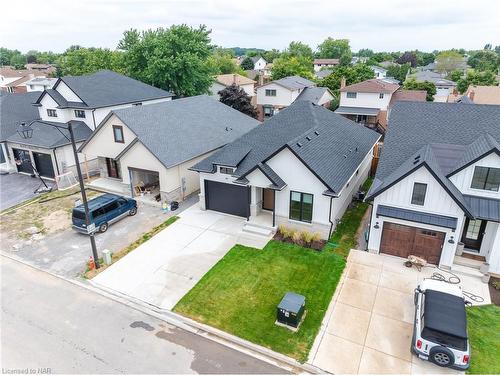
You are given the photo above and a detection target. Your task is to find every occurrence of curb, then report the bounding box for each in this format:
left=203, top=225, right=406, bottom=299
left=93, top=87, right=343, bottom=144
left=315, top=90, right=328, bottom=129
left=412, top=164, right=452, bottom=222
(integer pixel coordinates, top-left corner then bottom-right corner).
left=1, top=252, right=327, bottom=374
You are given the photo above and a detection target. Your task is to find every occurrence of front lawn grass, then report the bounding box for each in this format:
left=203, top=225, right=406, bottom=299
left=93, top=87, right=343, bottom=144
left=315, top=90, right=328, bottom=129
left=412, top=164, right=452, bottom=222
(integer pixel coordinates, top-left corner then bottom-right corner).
left=174, top=240, right=346, bottom=362
left=466, top=304, right=500, bottom=374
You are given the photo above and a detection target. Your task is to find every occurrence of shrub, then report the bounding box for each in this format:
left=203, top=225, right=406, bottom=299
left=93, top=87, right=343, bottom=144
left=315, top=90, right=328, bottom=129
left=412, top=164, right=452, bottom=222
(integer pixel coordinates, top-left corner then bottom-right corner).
left=302, top=231, right=314, bottom=244
left=292, top=231, right=302, bottom=244
left=278, top=224, right=288, bottom=235
left=493, top=280, right=500, bottom=291
left=312, top=232, right=322, bottom=242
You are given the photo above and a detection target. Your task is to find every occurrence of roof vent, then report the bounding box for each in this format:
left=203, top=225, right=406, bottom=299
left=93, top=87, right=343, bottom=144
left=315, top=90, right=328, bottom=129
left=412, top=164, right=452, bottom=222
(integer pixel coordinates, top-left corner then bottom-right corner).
left=314, top=131, right=319, bottom=136
left=355, top=147, right=358, bottom=152
left=343, top=155, right=347, bottom=158
left=413, top=155, right=421, bottom=165
left=306, top=136, right=311, bottom=141
left=225, top=127, right=232, bottom=131
left=297, top=142, right=303, bottom=148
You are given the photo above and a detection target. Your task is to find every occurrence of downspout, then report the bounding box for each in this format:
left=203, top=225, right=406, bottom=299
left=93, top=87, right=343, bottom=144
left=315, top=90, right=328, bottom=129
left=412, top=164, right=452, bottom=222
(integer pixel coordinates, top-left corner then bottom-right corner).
left=272, top=189, right=276, bottom=227
left=328, top=197, right=334, bottom=239
left=365, top=202, right=374, bottom=251
left=91, top=109, right=97, bottom=130
left=52, top=148, right=61, bottom=176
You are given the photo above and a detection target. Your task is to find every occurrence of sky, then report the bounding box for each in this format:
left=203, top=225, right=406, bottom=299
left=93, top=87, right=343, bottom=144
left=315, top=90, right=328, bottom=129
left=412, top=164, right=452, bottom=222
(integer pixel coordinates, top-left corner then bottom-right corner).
left=2, top=0, right=499, bottom=53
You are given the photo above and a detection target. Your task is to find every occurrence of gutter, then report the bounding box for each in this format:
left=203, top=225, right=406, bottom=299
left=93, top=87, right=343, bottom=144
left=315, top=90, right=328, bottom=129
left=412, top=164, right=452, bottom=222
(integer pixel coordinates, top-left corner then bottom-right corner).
left=328, top=196, right=335, bottom=239
left=91, top=109, right=97, bottom=130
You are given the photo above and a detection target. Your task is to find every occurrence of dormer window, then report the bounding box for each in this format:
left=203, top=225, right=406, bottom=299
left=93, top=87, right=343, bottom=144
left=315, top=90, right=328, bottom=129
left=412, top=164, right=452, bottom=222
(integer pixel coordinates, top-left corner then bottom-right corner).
left=47, top=109, right=57, bottom=117
left=471, top=166, right=500, bottom=192
left=112, top=125, right=124, bottom=143
left=220, top=167, right=234, bottom=175
left=346, top=92, right=357, bottom=98
left=74, top=110, right=86, bottom=118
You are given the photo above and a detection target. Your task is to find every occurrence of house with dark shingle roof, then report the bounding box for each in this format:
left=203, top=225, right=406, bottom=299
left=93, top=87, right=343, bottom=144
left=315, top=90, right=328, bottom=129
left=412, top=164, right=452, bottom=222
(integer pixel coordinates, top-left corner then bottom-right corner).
left=191, top=100, right=380, bottom=238
left=79, top=95, right=259, bottom=203
left=256, top=76, right=334, bottom=121
left=2, top=70, right=174, bottom=180
left=365, top=101, right=500, bottom=275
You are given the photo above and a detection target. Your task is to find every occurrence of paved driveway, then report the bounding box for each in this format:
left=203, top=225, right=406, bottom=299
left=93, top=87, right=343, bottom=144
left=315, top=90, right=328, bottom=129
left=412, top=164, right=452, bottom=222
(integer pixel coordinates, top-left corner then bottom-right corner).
left=92, top=204, right=272, bottom=310
left=0, top=173, right=54, bottom=211
left=308, top=250, right=491, bottom=375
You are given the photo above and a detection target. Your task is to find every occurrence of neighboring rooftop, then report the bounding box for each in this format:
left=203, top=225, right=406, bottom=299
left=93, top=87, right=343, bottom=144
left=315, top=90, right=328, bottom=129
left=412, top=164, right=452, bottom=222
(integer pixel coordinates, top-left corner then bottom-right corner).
left=315, top=69, right=333, bottom=79
left=25, top=77, right=57, bottom=87
left=314, top=59, right=340, bottom=65
left=465, top=85, right=500, bottom=105
left=84, top=95, right=259, bottom=168
left=389, top=89, right=427, bottom=105
left=340, top=79, right=400, bottom=94
left=296, top=87, right=333, bottom=105
left=412, top=71, right=456, bottom=87
left=215, top=74, right=256, bottom=87
left=268, top=76, right=316, bottom=90
left=192, top=100, right=380, bottom=195
left=36, top=70, right=173, bottom=109
left=0, top=91, right=41, bottom=142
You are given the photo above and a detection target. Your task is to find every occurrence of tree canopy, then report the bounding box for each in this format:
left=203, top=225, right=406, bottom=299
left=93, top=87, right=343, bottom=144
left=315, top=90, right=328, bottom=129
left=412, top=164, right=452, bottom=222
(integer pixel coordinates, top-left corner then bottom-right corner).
left=218, top=84, right=257, bottom=118
left=386, top=63, right=410, bottom=83
left=317, top=38, right=352, bottom=66
left=396, top=51, right=417, bottom=67
left=457, top=70, right=496, bottom=93
left=57, top=47, right=125, bottom=76
left=435, top=50, right=465, bottom=74
left=270, top=56, right=314, bottom=80
left=403, top=78, right=436, bottom=101
left=318, top=64, right=374, bottom=93
left=240, top=57, right=254, bottom=70
left=286, top=41, right=313, bottom=59
left=118, top=25, right=214, bottom=96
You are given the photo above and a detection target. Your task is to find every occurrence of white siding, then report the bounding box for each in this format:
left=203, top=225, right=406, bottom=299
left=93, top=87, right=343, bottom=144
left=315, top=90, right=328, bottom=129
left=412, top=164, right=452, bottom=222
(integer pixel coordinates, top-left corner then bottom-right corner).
left=339, top=91, right=392, bottom=110
left=256, top=83, right=300, bottom=107
left=56, top=81, right=83, bottom=102
left=209, top=82, right=226, bottom=98
left=484, top=222, right=500, bottom=275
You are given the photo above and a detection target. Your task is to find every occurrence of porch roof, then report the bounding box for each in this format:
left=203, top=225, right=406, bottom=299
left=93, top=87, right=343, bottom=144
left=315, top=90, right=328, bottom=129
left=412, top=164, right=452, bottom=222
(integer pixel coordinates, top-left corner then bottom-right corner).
left=376, top=204, right=458, bottom=229
left=463, top=195, right=500, bottom=222
left=334, top=106, right=380, bottom=116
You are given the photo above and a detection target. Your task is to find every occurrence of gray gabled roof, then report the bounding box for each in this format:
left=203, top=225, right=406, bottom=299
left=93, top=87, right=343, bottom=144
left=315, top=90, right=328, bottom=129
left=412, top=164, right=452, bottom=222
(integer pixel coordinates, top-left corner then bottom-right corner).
left=271, top=76, right=316, bottom=90
left=367, top=101, right=500, bottom=218
left=463, top=195, right=500, bottom=222
left=0, top=91, right=41, bottom=142
left=43, top=89, right=85, bottom=109
left=6, top=120, right=91, bottom=148
left=413, top=71, right=456, bottom=87
left=296, top=87, right=333, bottom=105
left=192, top=100, right=380, bottom=195
left=103, top=95, right=259, bottom=168
left=377, top=205, right=458, bottom=229
left=256, top=163, right=286, bottom=190
left=315, top=69, right=333, bottom=79
left=37, top=70, right=173, bottom=109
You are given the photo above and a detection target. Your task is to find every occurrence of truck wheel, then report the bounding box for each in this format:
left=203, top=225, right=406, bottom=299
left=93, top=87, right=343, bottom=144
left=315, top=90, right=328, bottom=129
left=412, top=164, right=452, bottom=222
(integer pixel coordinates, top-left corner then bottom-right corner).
left=429, top=346, right=454, bottom=367
left=99, top=222, right=109, bottom=233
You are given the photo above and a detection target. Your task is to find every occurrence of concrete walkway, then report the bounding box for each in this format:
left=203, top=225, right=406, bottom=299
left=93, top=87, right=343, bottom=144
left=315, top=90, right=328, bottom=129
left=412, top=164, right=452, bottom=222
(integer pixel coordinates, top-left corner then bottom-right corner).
left=308, top=249, right=491, bottom=375
left=93, top=204, right=272, bottom=310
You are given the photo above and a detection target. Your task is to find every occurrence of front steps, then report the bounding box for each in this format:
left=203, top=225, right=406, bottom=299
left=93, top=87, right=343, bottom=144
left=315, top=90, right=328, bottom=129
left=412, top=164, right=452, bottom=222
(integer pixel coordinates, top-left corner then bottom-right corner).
left=242, top=221, right=276, bottom=237
left=453, top=255, right=483, bottom=270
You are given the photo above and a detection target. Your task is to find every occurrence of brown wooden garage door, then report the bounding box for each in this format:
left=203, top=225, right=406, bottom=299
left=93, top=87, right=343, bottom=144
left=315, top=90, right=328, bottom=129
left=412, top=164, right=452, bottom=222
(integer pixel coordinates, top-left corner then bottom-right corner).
left=380, top=222, right=445, bottom=264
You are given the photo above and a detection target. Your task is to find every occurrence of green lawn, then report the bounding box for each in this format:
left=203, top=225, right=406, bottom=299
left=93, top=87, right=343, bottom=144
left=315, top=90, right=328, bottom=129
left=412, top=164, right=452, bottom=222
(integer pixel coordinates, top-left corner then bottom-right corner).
left=466, top=304, right=500, bottom=374
left=174, top=240, right=346, bottom=362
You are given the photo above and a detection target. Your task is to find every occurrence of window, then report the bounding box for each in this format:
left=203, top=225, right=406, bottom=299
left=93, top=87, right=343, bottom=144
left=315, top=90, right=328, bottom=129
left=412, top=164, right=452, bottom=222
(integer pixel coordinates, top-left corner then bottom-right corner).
left=133, top=102, right=142, bottom=106
left=265, top=89, right=276, bottom=97
left=289, top=191, right=313, bottom=223
left=346, top=92, right=357, bottom=98
left=466, top=219, right=482, bottom=240
left=471, top=166, right=500, bottom=191
left=379, top=93, right=384, bottom=99
left=220, top=167, right=234, bottom=175
left=263, top=106, right=274, bottom=117
left=112, top=125, right=124, bottom=143
left=0, top=146, right=5, bottom=164
left=47, top=109, right=57, bottom=117
left=411, top=182, right=427, bottom=205
left=74, top=110, right=86, bottom=118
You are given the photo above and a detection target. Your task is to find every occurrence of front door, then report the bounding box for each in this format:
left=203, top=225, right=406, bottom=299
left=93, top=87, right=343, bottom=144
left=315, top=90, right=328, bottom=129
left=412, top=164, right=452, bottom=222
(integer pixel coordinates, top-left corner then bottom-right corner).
left=106, top=158, right=120, bottom=179
left=12, top=149, right=33, bottom=174
left=262, top=188, right=275, bottom=211
left=461, top=218, right=486, bottom=252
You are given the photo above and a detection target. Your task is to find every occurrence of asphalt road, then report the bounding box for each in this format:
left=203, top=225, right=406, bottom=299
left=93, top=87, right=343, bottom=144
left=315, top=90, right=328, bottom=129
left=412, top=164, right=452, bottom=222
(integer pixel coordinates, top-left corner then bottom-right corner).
left=0, top=173, right=54, bottom=211
left=0, top=256, right=287, bottom=374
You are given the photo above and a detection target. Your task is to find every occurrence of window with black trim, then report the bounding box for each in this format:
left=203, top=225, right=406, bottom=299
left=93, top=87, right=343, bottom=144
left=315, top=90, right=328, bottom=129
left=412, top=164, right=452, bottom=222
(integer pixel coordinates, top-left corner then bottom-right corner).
left=379, top=93, right=384, bottom=99
left=220, top=167, right=234, bottom=175
left=411, top=182, right=427, bottom=205
left=289, top=191, right=313, bottom=223
left=346, top=92, right=357, bottom=98
left=74, top=110, right=86, bottom=118
left=263, top=106, right=274, bottom=117
left=471, top=166, right=500, bottom=191
left=113, top=125, right=124, bottom=143
left=265, top=89, right=276, bottom=97
left=47, top=109, right=57, bottom=117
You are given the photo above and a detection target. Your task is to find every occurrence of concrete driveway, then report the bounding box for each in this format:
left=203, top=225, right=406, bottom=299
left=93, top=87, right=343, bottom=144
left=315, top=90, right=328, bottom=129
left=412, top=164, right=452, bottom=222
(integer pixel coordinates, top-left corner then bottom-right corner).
left=0, top=173, right=54, bottom=211
left=92, top=204, right=272, bottom=310
left=308, top=249, right=491, bottom=375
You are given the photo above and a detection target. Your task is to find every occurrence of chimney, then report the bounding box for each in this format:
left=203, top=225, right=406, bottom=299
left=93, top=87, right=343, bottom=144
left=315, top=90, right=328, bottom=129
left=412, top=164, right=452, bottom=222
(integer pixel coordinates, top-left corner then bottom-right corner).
left=340, top=77, right=346, bottom=90
left=452, top=88, right=458, bottom=96
left=468, top=90, right=475, bottom=102
left=233, top=74, right=237, bottom=85
left=258, top=71, right=264, bottom=86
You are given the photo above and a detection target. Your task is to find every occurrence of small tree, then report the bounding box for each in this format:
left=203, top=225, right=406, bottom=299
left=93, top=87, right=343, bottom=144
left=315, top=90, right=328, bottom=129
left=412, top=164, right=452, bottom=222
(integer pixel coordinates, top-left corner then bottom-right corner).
left=386, top=63, right=410, bottom=82
left=403, top=78, right=436, bottom=101
left=218, top=84, right=257, bottom=118
left=396, top=51, right=417, bottom=67
left=240, top=57, right=254, bottom=70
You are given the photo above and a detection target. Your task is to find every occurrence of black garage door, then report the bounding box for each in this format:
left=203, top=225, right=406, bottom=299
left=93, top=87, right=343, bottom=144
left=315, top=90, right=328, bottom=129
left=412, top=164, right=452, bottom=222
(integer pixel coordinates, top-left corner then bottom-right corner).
left=33, top=152, right=55, bottom=178
left=205, top=180, right=249, bottom=218
left=12, top=149, right=33, bottom=174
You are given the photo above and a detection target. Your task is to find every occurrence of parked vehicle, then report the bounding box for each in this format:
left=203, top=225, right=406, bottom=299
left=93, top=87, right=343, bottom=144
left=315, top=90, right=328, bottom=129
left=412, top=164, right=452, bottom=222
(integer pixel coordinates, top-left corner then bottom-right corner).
left=412, top=279, right=470, bottom=371
left=72, top=193, right=137, bottom=234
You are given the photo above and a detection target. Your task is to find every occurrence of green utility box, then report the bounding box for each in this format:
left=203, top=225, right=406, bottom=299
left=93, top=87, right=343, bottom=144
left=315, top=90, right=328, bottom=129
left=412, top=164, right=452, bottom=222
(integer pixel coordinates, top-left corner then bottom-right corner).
left=277, top=292, right=305, bottom=328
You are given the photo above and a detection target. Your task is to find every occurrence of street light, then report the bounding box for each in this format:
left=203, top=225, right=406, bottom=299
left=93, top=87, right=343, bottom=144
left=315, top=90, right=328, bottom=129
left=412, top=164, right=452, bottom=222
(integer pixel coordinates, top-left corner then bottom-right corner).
left=17, top=121, right=100, bottom=269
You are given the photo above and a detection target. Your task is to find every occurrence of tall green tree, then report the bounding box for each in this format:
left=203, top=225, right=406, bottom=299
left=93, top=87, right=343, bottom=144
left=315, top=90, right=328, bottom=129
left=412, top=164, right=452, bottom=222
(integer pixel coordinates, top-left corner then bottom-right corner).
left=457, top=70, right=496, bottom=93
left=262, top=49, right=281, bottom=63
left=207, top=51, right=240, bottom=75
left=467, top=50, right=500, bottom=72
left=318, top=64, right=374, bottom=93
left=118, top=25, right=214, bottom=96
left=270, top=56, right=314, bottom=80
left=10, top=54, right=27, bottom=69
left=435, top=50, right=464, bottom=74
left=386, top=63, right=410, bottom=82
left=357, top=48, right=374, bottom=58
left=403, top=78, right=436, bottom=101
left=317, top=38, right=352, bottom=66
left=286, top=41, right=313, bottom=59
left=57, top=47, right=125, bottom=76
left=240, top=57, right=254, bottom=70
left=0, top=48, right=22, bottom=66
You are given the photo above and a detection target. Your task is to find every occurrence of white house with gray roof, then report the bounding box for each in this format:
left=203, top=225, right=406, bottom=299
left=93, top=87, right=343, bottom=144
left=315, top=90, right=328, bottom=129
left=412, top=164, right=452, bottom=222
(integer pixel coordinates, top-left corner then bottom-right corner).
left=191, top=101, right=380, bottom=238
left=256, top=76, right=334, bottom=121
left=366, top=102, right=500, bottom=278
left=79, top=95, right=259, bottom=204
left=2, top=70, right=173, bottom=180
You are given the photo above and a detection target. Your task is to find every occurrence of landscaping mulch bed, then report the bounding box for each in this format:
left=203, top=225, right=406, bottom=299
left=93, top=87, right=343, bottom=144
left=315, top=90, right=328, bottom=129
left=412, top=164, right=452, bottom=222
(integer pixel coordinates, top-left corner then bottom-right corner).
left=488, top=276, right=500, bottom=306
left=272, top=232, right=326, bottom=251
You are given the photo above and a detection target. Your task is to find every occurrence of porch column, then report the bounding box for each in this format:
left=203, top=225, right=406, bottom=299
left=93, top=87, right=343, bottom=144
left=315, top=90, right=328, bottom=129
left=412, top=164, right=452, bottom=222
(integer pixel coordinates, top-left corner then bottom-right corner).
left=249, top=186, right=259, bottom=217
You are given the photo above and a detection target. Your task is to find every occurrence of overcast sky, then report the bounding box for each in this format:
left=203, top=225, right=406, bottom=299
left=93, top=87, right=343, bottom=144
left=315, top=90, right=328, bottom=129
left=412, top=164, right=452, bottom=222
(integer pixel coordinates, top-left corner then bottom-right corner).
left=2, top=0, right=499, bottom=53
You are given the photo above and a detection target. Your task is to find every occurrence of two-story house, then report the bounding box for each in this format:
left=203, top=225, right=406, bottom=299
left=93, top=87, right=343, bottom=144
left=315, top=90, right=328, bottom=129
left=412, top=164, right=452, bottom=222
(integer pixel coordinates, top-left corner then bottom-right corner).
left=256, top=76, right=334, bottom=121
left=313, top=59, right=340, bottom=72
left=371, top=66, right=388, bottom=79
left=4, top=70, right=173, bottom=179
left=366, top=102, right=500, bottom=278
left=250, top=56, right=267, bottom=71
left=335, top=78, right=426, bottom=132
left=209, top=74, right=256, bottom=99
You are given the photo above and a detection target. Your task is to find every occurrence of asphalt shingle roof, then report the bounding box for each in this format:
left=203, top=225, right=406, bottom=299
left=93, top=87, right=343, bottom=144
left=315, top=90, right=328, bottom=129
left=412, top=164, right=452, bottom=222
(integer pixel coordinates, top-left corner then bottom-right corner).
left=296, top=87, right=332, bottom=105
left=110, top=95, right=259, bottom=168
left=192, top=100, right=380, bottom=195
left=272, top=76, right=316, bottom=90
left=46, top=70, right=173, bottom=109
left=0, top=91, right=41, bottom=142
left=7, top=120, right=91, bottom=148
left=377, top=205, right=458, bottom=229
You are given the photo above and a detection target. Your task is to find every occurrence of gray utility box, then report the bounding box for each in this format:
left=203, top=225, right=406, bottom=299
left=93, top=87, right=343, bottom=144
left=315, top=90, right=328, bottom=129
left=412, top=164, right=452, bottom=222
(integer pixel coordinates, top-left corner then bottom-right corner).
left=277, top=292, right=305, bottom=328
